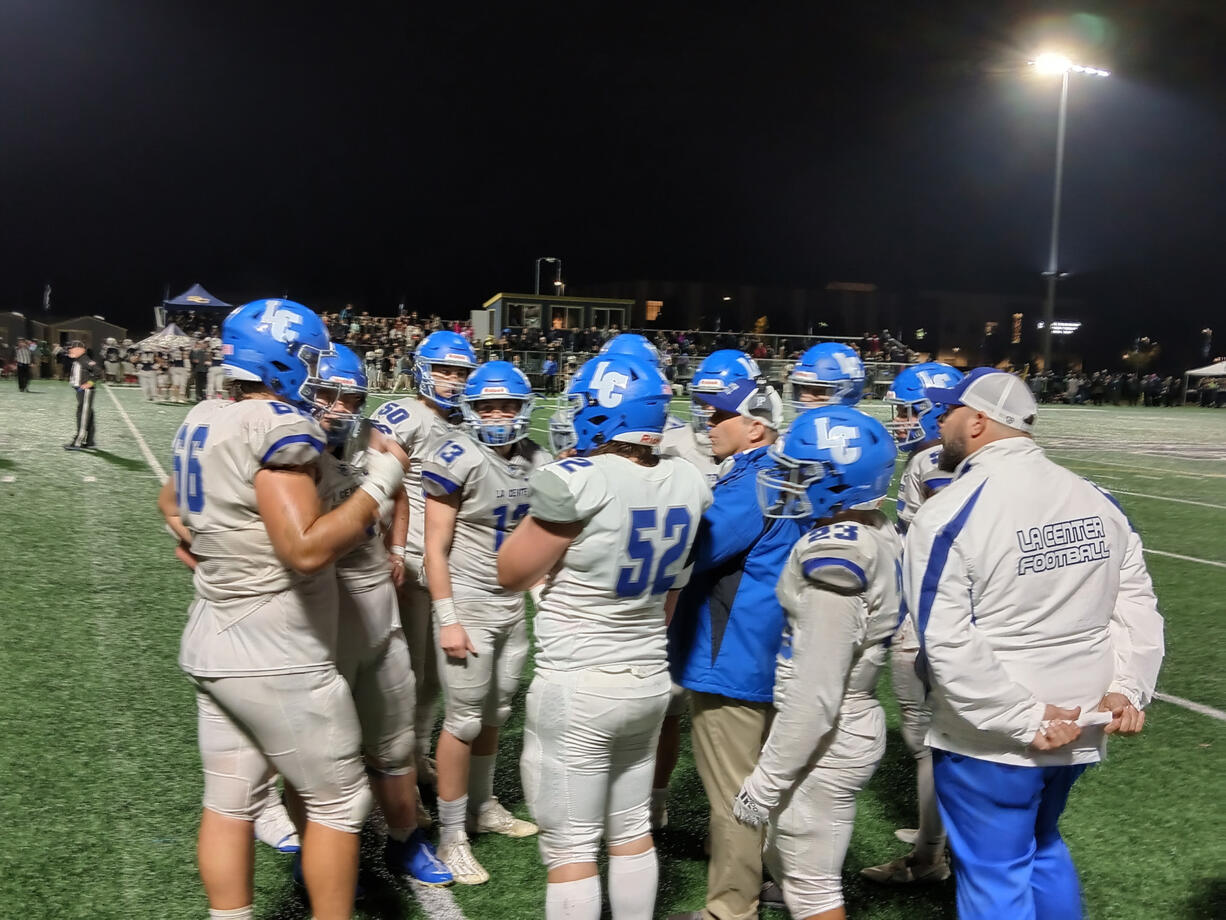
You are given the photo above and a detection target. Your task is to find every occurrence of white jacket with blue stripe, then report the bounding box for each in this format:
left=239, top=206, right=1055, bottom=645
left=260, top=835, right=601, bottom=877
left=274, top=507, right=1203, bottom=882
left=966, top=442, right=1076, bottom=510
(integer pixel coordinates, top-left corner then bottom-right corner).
left=904, top=437, right=1164, bottom=767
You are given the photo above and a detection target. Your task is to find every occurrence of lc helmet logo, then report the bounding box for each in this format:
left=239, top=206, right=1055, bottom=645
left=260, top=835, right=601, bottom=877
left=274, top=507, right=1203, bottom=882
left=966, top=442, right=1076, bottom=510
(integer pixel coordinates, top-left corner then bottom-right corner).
left=591, top=360, right=630, bottom=407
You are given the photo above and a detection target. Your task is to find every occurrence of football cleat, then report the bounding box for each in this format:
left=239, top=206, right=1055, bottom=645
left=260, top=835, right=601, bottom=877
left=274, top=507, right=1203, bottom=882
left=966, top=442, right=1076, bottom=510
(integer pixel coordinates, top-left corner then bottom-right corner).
left=436, top=833, right=490, bottom=885
left=386, top=829, right=454, bottom=886
left=467, top=798, right=538, bottom=838
left=254, top=799, right=301, bottom=853
left=894, top=827, right=918, bottom=845
left=859, top=852, right=951, bottom=885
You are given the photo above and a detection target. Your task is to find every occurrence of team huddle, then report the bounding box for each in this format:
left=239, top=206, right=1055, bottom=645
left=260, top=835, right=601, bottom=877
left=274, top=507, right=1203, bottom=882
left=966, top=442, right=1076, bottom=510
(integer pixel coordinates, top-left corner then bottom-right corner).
left=160, top=299, right=1163, bottom=920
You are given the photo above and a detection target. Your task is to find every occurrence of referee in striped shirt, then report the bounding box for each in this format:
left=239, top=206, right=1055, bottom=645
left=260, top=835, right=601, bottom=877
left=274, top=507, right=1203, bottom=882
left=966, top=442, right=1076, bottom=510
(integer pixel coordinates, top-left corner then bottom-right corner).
left=15, top=338, right=33, bottom=392
left=64, top=341, right=102, bottom=451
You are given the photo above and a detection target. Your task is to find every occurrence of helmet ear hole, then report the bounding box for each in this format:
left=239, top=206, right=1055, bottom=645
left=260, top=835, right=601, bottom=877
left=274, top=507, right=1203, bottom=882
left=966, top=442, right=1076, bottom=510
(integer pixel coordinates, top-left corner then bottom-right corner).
left=271, top=360, right=291, bottom=372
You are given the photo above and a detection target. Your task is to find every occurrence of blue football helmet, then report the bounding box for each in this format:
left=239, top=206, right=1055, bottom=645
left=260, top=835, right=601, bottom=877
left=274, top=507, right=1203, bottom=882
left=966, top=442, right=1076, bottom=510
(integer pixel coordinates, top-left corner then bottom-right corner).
left=413, top=331, right=478, bottom=410
left=598, top=333, right=661, bottom=368
left=461, top=360, right=535, bottom=445
left=756, top=406, right=897, bottom=522
left=308, top=344, right=368, bottom=446
left=789, top=342, right=866, bottom=409
left=564, top=355, right=672, bottom=455
left=884, top=362, right=964, bottom=449
left=689, top=349, right=762, bottom=432
left=221, top=298, right=334, bottom=409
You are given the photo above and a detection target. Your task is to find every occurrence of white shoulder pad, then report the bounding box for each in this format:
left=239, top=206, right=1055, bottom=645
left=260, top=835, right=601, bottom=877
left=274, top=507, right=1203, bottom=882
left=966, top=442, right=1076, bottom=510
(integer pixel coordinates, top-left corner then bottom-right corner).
left=796, top=521, right=878, bottom=594
left=420, top=433, right=480, bottom=497
left=513, top=437, right=553, bottom=472
left=244, top=400, right=326, bottom=468
left=529, top=456, right=611, bottom=523
left=368, top=398, right=430, bottom=451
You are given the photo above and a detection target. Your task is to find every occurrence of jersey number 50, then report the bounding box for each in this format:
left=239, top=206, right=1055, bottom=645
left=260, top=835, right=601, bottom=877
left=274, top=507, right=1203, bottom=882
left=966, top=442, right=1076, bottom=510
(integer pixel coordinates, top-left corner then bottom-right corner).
left=172, top=424, right=210, bottom=514
left=616, top=506, right=692, bottom=597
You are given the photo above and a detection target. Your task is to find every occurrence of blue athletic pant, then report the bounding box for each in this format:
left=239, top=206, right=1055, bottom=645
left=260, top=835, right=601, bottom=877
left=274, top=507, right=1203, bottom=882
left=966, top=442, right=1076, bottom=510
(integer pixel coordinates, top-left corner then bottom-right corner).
left=932, top=749, right=1089, bottom=920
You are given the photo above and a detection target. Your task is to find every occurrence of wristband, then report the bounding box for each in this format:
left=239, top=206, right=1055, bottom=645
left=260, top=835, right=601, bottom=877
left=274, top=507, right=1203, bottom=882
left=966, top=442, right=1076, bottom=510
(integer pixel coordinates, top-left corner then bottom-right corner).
left=389, top=545, right=406, bottom=557
left=432, top=597, right=460, bottom=627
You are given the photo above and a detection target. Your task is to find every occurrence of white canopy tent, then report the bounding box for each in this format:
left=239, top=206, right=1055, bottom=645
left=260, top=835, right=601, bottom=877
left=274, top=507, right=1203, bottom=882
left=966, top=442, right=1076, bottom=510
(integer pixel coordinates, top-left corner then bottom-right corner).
left=1182, top=360, right=1226, bottom=405
left=135, top=322, right=194, bottom=352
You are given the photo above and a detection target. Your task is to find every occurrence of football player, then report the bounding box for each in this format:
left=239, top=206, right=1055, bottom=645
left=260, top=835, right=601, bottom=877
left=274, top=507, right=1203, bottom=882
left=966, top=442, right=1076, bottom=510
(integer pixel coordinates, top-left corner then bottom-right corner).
left=369, top=330, right=479, bottom=795
left=169, top=345, right=191, bottom=402
left=138, top=347, right=158, bottom=400
left=598, top=333, right=701, bottom=463
left=103, top=336, right=122, bottom=382
left=787, top=342, right=865, bottom=413
left=207, top=340, right=227, bottom=399
left=733, top=406, right=899, bottom=920
left=311, top=344, right=453, bottom=886
left=420, top=360, right=549, bottom=884
left=858, top=361, right=964, bottom=885
left=157, top=299, right=409, bottom=920
left=498, top=354, right=712, bottom=920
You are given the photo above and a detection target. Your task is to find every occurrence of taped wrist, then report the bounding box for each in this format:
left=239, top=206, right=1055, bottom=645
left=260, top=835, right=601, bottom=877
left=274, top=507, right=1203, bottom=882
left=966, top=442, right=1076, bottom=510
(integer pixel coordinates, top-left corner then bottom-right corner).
left=432, top=597, right=460, bottom=627
left=359, top=451, right=404, bottom=504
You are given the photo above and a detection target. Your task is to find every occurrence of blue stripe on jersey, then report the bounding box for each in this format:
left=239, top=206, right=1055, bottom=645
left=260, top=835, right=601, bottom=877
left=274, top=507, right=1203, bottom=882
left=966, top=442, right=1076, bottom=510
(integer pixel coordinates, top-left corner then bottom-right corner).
left=421, top=470, right=461, bottom=494
left=927, top=476, right=952, bottom=490
left=916, top=482, right=986, bottom=654
left=801, top=557, right=868, bottom=591
left=260, top=434, right=325, bottom=465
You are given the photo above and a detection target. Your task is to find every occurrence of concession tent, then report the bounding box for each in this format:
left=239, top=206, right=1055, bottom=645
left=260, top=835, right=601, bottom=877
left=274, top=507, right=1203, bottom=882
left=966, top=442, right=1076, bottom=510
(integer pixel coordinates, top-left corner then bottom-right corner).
left=1182, top=360, right=1226, bottom=404
left=164, top=283, right=231, bottom=310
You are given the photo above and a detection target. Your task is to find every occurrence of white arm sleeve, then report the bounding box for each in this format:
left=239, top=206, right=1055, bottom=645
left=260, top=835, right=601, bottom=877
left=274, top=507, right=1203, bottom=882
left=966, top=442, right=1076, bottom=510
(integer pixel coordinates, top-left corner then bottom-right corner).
left=744, top=588, right=860, bottom=809
left=905, top=522, right=1045, bottom=746
left=1106, top=529, right=1165, bottom=708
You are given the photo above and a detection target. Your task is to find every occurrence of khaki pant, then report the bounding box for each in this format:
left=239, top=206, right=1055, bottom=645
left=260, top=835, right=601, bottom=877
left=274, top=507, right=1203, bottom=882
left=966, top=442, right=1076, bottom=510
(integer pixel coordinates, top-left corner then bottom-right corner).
left=691, top=690, right=773, bottom=920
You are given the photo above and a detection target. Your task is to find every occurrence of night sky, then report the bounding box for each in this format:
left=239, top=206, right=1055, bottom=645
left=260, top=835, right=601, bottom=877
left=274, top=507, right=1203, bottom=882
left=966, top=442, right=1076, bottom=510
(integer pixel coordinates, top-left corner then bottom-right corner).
left=2, top=1, right=1224, bottom=364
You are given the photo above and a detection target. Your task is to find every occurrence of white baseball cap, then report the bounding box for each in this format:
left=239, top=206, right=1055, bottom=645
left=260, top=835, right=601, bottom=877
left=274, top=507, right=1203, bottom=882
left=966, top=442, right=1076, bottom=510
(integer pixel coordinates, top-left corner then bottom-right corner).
left=925, top=367, right=1038, bottom=433
left=694, top=378, right=784, bottom=430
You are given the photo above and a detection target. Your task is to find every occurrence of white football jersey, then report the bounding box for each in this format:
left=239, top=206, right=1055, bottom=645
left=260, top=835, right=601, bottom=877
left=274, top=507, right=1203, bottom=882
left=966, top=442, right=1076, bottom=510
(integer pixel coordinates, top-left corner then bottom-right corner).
left=173, top=398, right=338, bottom=677
left=895, top=442, right=952, bottom=530
left=368, top=397, right=459, bottom=558
left=528, top=454, right=712, bottom=674
left=660, top=415, right=720, bottom=485
left=751, top=517, right=902, bottom=803
left=421, top=430, right=550, bottom=609
left=317, top=449, right=395, bottom=593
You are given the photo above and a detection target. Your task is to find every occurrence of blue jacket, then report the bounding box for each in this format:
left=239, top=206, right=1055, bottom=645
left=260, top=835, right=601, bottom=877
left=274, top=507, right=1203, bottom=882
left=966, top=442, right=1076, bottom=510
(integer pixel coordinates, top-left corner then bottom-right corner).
left=669, top=445, right=804, bottom=702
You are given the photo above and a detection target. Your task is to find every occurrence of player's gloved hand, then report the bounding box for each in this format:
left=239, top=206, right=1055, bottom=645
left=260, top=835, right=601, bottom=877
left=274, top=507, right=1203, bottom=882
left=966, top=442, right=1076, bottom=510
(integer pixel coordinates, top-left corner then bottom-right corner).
left=360, top=450, right=406, bottom=504
left=732, top=784, right=769, bottom=829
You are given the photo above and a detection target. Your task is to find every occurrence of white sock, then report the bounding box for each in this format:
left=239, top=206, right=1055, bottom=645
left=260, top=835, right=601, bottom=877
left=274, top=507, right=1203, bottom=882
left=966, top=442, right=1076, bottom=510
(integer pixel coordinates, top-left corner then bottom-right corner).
left=468, top=754, right=497, bottom=812
left=545, top=875, right=602, bottom=920
left=438, top=794, right=468, bottom=845
left=608, top=849, right=658, bottom=919
left=209, top=908, right=254, bottom=920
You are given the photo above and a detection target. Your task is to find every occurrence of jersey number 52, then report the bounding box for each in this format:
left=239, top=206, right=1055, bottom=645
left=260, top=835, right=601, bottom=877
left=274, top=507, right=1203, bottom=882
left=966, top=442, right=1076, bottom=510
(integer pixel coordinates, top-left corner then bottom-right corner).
left=616, top=506, right=692, bottom=597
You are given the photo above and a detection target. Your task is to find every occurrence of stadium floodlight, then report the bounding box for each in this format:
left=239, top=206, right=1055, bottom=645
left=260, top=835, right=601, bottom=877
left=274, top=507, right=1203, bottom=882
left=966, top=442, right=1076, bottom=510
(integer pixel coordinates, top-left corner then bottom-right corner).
left=1028, top=52, right=1111, bottom=371
left=534, top=256, right=562, bottom=295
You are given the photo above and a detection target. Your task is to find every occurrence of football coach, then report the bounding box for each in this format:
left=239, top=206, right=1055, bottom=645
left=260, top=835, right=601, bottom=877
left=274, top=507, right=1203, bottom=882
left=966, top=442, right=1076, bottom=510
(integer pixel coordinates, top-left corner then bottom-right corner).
left=667, top=379, right=800, bottom=920
left=903, top=368, right=1165, bottom=920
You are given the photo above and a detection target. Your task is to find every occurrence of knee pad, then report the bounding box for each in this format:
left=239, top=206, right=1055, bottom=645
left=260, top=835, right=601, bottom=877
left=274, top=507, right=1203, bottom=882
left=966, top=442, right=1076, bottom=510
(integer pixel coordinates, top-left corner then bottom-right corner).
left=606, top=803, right=652, bottom=848
left=785, top=874, right=845, bottom=918
left=442, top=707, right=484, bottom=744
left=303, top=774, right=374, bottom=834
left=538, top=829, right=603, bottom=872
left=201, top=766, right=274, bottom=823
left=368, top=721, right=416, bottom=776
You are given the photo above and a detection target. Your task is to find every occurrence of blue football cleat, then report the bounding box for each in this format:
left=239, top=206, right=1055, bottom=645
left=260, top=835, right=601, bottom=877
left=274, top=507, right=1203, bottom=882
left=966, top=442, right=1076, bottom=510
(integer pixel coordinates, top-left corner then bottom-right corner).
left=386, top=829, right=454, bottom=886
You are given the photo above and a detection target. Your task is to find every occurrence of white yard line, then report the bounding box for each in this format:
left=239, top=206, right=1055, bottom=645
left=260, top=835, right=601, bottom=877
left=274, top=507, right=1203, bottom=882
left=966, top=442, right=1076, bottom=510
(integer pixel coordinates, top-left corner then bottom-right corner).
left=1109, top=490, right=1226, bottom=511
left=1143, top=548, right=1226, bottom=569
left=1048, top=453, right=1226, bottom=480
left=410, top=882, right=469, bottom=920
left=105, top=386, right=168, bottom=483
left=1154, top=693, right=1226, bottom=722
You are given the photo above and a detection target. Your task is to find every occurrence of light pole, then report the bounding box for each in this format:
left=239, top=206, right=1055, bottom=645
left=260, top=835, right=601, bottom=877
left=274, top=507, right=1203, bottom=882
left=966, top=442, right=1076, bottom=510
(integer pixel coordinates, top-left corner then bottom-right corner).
left=1030, top=53, right=1109, bottom=372
left=534, top=257, right=561, bottom=295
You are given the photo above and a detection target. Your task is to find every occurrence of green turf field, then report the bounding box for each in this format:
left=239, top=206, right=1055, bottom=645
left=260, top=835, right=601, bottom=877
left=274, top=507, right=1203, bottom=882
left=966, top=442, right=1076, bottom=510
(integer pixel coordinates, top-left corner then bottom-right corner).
left=1, top=381, right=1223, bottom=919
